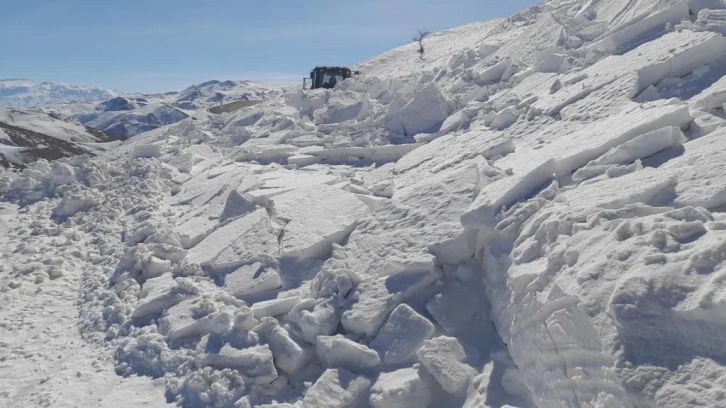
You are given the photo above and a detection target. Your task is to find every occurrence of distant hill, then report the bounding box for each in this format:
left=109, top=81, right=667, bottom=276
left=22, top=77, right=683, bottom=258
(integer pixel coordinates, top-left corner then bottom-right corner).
left=0, top=108, right=120, bottom=167
left=0, top=78, right=118, bottom=108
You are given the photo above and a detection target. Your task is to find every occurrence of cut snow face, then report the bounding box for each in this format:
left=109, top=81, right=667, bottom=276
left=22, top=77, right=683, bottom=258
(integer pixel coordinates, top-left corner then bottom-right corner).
left=4, top=1, right=726, bottom=408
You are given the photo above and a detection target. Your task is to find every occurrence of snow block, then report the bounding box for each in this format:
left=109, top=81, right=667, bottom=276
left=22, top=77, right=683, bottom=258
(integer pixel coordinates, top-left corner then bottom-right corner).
left=159, top=298, right=235, bottom=342
left=131, top=275, right=196, bottom=321
left=383, top=84, right=449, bottom=136
left=255, top=317, right=312, bottom=375
left=316, top=335, right=380, bottom=371
left=341, top=266, right=442, bottom=337
left=270, top=184, right=368, bottom=259
left=251, top=296, right=302, bottom=319
left=290, top=299, right=340, bottom=343
left=224, top=262, right=282, bottom=299
left=369, top=367, right=432, bottom=408
left=301, top=368, right=372, bottom=408
left=633, top=32, right=726, bottom=98
left=695, top=8, right=726, bottom=35
left=560, top=167, right=677, bottom=213
left=316, top=98, right=371, bottom=124
left=201, top=344, right=278, bottom=385
left=472, top=58, right=511, bottom=85
left=462, top=105, right=692, bottom=228
left=53, top=190, right=98, bottom=218
left=188, top=209, right=278, bottom=271
left=589, top=2, right=690, bottom=55
left=489, top=107, right=519, bottom=130
left=220, top=189, right=257, bottom=223
left=665, top=127, right=726, bottom=208
left=416, top=336, right=480, bottom=394
left=370, top=304, right=435, bottom=365
left=131, top=144, right=162, bottom=159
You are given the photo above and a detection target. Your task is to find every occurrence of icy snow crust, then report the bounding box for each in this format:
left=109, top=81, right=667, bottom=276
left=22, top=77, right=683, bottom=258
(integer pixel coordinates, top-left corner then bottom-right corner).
left=4, top=0, right=726, bottom=407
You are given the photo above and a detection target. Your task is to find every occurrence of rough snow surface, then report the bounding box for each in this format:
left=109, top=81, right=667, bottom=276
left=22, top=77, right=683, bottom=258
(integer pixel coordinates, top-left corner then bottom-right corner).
left=4, top=1, right=726, bottom=407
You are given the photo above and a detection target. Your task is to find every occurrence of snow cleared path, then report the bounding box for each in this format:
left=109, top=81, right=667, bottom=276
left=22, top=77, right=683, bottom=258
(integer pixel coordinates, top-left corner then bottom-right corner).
left=0, top=193, right=169, bottom=408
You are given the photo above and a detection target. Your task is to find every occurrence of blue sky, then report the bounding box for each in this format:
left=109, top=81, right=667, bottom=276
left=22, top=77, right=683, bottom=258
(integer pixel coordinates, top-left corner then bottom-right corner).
left=1, top=0, right=538, bottom=93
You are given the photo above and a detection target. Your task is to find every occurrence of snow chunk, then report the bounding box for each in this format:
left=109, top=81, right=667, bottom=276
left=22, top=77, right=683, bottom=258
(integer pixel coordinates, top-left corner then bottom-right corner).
left=370, top=304, right=435, bottom=365
left=159, top=298, right=236, bottom=342
left=462, top=105, right=692, bottom=228
left=188, top=209, right=278, bottom=271
left=561, top=167, right=677, bottom=213
left=251, top=296, right=302, bottom=319
left=301, top=368, right=372, bottom=408
left=131, top=275, right=197, bottom=321
left=255, top=317, right=312, bottom=374
left=131, top=144, right=162, bottom=158
left=369, top=367, right=432, bottom=408
left=224, top=263, right=282, bottom=299
left=316, top=335, right=380, bottom=371
left=383, top=84, right=449, bottom=136
left=341, top=266, right=441, bottom=337
left=200, top=344, right=278, bottom=385
left=665, top=127, right=726, bottom=208
left=220, top=189, right=257, bottom=223
left=271, top=184, right=368, bottom=259
left=290, top=299, right=340, bottom=343
left=416, top=336, right=480, bottom=394
left=489, top=107, right=519, bottom=130
left=53, top=189, right=97, bottom=218
left=695, top=8, right=726, bottom=35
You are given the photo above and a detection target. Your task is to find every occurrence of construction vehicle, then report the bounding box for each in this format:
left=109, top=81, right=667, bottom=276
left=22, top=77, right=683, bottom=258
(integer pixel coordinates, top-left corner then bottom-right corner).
left=304, top=66, right=360, bottom=90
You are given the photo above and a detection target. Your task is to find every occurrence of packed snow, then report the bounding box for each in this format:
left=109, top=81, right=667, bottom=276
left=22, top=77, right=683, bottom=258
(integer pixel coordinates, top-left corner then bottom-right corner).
left=3, top=0, right=726, bottom=407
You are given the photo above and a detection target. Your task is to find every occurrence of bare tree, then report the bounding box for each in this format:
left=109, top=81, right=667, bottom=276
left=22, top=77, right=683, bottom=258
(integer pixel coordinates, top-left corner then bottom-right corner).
left=413, top=29, right=431, bottom=59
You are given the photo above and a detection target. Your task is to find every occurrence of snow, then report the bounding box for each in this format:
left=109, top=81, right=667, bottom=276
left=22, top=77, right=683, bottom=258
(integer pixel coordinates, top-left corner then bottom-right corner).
left=270, top=184, right=369, bottom=259
left=416, top=336, right=481, bottom=394
left=6, top=1, right=726, bottom=407
left=201, top=344, right=278, bottom=385
left=369, top=304, right=435, bottom=365
left=301, top=368, right=371, bottom=408
left=316, top=335, right=381, bottom=371
left=130, top=144, right=162, bottom=158
left=0, top=78, right=117, bottom=108
left=224, top=262, right=282, bottom=298
left=369, top=367, right=432, bottom=408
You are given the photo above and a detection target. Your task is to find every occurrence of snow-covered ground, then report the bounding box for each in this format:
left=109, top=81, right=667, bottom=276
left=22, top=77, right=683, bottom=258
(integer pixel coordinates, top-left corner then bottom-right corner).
left=3, top=0, right=726, bottom=407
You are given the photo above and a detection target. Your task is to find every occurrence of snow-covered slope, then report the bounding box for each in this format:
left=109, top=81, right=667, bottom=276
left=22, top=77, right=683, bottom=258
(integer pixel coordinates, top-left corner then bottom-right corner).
left=4, top=0, right=726, bottom=407
left=0, top=78, right=118, bottom=108
left=0, top=108, right=120, bottom=166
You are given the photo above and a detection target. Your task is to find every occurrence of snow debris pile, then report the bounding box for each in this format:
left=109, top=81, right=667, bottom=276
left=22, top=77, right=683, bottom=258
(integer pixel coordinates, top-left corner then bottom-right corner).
left=4, top=0, right=726, bottom=407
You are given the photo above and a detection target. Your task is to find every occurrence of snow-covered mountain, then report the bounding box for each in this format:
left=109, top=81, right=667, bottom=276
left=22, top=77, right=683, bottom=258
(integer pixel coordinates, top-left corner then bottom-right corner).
left=0, top=108, right=120, bottom=167
left=171, top=80, right=285, bottom=110
left=42, top=80, right=286, bottom=139
left=0, top=78, right=118, bottom=108
left=71, top=97, right=190, bottom=139
left=3, top=0, right=726, bottom=407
